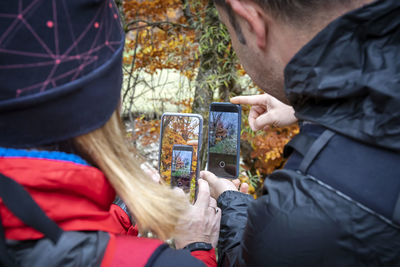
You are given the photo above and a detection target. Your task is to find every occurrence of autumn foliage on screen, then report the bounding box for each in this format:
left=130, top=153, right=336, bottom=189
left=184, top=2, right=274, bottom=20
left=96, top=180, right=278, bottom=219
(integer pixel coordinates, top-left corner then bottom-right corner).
left=159, top=115, right=199, bottom=201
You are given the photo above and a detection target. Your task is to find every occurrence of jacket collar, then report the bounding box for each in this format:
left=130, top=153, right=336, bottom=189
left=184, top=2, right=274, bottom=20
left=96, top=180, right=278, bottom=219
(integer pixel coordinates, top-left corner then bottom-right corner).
left=0, top=147, right=89, bottom=165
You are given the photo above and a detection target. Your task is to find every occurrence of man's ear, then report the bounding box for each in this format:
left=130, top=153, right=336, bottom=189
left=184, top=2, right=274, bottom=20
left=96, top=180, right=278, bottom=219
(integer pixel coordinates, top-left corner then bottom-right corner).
left=227, top=0, right=267, bottom=49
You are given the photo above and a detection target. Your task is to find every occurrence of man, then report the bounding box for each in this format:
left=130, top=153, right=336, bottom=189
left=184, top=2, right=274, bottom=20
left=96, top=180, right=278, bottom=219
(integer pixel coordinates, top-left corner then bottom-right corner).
left=201, top=0, right=400, bottom=265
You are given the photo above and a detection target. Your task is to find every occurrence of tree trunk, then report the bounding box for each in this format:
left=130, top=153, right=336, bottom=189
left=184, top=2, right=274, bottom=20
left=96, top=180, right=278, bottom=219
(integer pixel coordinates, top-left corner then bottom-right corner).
left=192, top=0, right=219, bottom=170
left=192, top=61, right=214, bottom=170
left=192, top=0, right=242, bottom=170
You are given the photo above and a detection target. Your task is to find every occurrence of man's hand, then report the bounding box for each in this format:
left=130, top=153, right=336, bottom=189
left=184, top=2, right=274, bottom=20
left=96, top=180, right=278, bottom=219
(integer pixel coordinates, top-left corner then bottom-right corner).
left=232, top=177, right=249, bottom=195
left=200, top=171, right=248, bottom=200
left=231, top=93, right=297, bottom=131
left=174, top=179, right=221, bottom=249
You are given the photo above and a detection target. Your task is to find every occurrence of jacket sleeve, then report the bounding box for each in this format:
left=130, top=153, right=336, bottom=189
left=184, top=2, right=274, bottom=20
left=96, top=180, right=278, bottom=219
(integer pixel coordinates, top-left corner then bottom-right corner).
left=150, top=247, right=217, bottom=267
left=109, top=198, right=216, bottom=266
left=216, top=190, right=254, bottom=267
left=217, top=170, right=354, bottom=267
left=109, top=203, right=139, bottom=236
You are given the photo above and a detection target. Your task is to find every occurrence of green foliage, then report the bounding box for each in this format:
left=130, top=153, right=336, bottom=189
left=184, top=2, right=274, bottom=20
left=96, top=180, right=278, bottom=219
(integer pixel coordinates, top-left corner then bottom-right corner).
left=209, top=136, right=237, bottom=155
left=197, top=4, right=239, bottom=95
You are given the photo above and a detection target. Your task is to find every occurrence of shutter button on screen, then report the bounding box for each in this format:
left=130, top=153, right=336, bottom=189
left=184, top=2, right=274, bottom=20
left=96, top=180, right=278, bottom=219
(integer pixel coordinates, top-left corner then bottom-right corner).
left=219, top=161, right=226, bottom=168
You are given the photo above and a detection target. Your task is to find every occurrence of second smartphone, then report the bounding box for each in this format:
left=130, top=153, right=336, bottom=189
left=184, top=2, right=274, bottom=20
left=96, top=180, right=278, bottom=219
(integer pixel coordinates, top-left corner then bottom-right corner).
left=207, top=102, right=241, bottom=179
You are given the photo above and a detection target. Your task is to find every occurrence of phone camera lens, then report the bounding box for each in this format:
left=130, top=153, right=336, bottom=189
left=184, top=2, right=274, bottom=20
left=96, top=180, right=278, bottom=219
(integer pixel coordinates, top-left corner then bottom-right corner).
left=219, top=161, right=226, bottom=168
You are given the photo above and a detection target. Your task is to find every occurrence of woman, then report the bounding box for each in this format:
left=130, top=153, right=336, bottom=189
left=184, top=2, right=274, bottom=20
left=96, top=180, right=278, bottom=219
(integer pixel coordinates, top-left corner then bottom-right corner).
left=0, top=0, right=219, bottom=266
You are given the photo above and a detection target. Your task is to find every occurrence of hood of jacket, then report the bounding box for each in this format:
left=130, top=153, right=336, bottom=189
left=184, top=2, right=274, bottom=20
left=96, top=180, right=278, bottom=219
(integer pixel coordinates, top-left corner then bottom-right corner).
left=0, top=147, right=124, bottom=240
left=285, top=0, right=400, bottom=151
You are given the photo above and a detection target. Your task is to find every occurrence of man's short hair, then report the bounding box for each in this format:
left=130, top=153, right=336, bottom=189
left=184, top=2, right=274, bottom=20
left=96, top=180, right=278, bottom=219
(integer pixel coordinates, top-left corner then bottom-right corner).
left=214, top=0, right=354, bottom=23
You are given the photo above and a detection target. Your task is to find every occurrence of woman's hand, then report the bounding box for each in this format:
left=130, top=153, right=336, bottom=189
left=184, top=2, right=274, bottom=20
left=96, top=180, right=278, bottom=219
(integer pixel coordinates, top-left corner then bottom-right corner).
left=174, top=179, right=221, bottom=248
left=231, top=93, right=297, bottom=131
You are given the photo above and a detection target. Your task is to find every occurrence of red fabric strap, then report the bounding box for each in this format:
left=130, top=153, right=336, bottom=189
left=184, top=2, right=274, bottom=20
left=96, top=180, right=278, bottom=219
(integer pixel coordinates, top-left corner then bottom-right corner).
left=191, top=248, right=217, bottom=267
left=101, top=234, right=163, bottom=267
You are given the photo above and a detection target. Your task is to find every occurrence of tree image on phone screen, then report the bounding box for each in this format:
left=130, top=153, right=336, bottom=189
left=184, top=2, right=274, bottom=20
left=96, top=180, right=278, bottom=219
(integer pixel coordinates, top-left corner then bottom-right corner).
left=208, top=103, right=241, bottom=179
left=171, top=145, right=193, bottom=193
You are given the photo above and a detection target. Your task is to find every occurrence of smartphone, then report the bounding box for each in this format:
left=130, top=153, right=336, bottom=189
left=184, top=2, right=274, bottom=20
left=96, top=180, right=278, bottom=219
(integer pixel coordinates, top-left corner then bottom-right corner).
left=171, top=145, right=193, bottom=193
left=207, top=102, right=241, bottom=179
left=158, top=113, right=203, bottom=201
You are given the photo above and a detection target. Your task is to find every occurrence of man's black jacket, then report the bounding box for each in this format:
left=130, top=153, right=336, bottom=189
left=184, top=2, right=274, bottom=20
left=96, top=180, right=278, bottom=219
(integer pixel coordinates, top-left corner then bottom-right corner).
left=217, top=0, right=400, bottom=266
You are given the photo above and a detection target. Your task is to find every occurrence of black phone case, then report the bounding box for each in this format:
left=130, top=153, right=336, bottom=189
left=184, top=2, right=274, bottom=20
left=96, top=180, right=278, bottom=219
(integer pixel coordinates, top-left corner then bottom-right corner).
left=207, top=102, right=241, bottom=179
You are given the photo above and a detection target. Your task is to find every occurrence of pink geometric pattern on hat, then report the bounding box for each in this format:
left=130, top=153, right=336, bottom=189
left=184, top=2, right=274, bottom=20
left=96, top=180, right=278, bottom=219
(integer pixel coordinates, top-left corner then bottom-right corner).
left=0, top=0, right=122, bottom=98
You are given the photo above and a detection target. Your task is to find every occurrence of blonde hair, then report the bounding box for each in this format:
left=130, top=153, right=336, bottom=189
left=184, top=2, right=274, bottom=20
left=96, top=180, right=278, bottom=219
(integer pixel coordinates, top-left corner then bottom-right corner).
left=73, top=111, right=188, bottom=240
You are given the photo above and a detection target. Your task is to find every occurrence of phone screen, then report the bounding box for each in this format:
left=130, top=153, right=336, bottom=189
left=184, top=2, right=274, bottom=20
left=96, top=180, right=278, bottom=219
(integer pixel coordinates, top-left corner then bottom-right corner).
left=171, top=145, right=193, bottom=192
left=158, top=113, right=203, bottom=202
left=207, top=103, right=241, bottom=179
